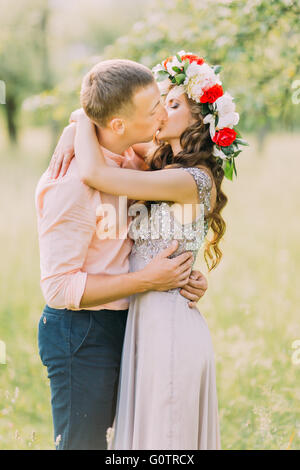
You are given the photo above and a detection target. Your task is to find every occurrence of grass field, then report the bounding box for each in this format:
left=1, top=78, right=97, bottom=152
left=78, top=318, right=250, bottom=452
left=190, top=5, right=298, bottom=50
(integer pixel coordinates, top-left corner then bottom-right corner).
left=0, top=127, right=299, bottom=450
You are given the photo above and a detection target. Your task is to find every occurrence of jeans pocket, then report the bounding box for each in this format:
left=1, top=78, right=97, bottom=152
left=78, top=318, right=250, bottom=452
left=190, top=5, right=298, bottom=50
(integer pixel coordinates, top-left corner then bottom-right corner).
left=69, top=312, right=93, bottom=356
left=38, top=309, right=69, bottom=367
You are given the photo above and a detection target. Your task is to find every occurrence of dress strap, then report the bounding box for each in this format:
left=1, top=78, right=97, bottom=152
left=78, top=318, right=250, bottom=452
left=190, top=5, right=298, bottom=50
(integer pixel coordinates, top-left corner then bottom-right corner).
left=181, top=167, right=212, bottom=215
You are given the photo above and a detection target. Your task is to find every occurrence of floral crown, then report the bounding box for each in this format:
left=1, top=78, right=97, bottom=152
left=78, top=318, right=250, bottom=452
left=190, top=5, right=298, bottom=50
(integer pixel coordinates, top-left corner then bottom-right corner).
left=152, top=51, right=248, bottom=180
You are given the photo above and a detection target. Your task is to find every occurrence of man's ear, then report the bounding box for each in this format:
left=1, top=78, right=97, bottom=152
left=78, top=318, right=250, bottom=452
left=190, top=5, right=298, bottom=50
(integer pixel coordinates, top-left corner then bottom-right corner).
left=109, top=118, right=125, bottom=135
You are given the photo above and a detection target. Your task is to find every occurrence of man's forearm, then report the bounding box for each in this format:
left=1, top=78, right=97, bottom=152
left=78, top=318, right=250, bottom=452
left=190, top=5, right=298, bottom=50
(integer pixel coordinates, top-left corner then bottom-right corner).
left=79, top=271, right=152, bottom=308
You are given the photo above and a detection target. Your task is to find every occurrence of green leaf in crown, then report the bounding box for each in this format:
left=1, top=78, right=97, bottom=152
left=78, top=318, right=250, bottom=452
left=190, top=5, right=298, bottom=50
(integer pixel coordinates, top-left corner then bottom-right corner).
left=200, top=103, right=210, bottom=116
left=224, top=159, right=234, bottom=181
left=234, top=138, right=249, bottom=146
left=175, top=74, right=186, bottom=85
left=156, top=70, right=169, bottom=82
left=232, top=158, right=237, bottom=177
left=220, top=145, right=234, bottom=156
left=212, top=65, right=222, bottom=74
left=172, top=66, right=183, bottom=74
left=183, top=60, right=190, bottom=73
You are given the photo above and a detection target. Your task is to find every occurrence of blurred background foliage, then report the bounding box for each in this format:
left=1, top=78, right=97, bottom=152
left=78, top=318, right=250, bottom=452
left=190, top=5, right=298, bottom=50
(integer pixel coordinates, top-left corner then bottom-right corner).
left=0, top=0, right=300, bottom=450
left=0, top=0, right=150, bottom=145
left=0, top=0, right=299, bottom=149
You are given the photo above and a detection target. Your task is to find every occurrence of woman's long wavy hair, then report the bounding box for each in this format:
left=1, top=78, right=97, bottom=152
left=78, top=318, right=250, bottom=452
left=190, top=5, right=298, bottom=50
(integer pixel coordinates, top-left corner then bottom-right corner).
left=146, top=87, right=228, bottom=272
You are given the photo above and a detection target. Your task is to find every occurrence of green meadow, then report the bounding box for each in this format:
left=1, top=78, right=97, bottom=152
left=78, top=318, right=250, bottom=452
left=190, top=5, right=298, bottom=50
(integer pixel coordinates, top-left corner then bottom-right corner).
left=0, top=129, right=299, bottom=449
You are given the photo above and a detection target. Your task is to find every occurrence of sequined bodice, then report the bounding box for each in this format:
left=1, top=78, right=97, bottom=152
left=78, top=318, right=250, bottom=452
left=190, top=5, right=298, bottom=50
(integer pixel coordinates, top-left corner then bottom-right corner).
left=128, top=167, right=212, bottom=272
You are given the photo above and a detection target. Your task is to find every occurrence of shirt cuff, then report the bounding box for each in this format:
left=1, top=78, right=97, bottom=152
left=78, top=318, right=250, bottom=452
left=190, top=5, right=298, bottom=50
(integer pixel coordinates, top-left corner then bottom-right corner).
left=65, top=271, right=88, bottom=309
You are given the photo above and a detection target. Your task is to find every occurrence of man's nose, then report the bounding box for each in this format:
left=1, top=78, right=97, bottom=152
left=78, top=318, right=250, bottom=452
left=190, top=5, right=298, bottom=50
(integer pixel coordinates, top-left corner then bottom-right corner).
left=159, top=106, right=168, bottom=123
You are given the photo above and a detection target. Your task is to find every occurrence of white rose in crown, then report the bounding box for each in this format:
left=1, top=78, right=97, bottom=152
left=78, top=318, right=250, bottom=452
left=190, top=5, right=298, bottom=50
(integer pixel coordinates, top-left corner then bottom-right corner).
left=184, top=62, right=203, bottom=78
left=215, top=92, right=240, bottom=128
left=216, top=92, right=235, bottom=114
left=185, top=63, right=216, bottom=83
left=203, top=114, right=216, bottom=139
left=185, top=63, right=221, bottom=102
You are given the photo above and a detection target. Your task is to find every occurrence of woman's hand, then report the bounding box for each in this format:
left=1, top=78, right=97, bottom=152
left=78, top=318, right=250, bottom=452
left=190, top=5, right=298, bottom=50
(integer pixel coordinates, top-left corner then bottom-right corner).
left=69, top=107, right=86, bottom=124
left=48, top=108, right=88, bottom=179
left=180, top=270, right=208, bottom=308
left=49, top=123, right=76, bottom=179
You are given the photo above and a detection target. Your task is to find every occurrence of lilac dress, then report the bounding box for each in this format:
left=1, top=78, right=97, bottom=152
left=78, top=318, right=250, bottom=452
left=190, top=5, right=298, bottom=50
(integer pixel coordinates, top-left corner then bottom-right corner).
left=107, top=167, right=221, bottom=450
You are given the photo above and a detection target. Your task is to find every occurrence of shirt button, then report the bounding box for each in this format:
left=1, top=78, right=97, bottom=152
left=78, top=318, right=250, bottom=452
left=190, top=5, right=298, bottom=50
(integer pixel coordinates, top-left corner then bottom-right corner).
left=43, top=316, right=47, bottom=324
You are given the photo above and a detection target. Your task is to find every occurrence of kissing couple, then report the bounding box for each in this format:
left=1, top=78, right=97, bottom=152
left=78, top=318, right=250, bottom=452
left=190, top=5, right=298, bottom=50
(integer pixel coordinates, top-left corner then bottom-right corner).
left=36, top=51, right=242, bottom=450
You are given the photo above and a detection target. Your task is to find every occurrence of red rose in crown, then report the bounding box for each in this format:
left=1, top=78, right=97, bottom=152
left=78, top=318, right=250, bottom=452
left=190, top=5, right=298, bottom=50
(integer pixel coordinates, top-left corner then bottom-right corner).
left=212, top=128, right=237, bottom=147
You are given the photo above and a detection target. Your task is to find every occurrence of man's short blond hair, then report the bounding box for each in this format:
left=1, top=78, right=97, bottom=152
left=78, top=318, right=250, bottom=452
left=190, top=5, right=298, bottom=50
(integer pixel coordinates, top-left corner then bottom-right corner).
left=80, top=59, right=154, bottom=127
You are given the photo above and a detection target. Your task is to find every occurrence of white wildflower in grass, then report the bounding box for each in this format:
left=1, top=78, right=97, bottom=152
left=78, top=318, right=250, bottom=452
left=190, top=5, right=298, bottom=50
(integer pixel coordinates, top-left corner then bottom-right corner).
left=291, top=339, right=300, bottom=365
left=253, top=405, right=273, bottom=442
left=1, top=133, right=299, bottom=450
left=106, top=426, right=115, bottom=444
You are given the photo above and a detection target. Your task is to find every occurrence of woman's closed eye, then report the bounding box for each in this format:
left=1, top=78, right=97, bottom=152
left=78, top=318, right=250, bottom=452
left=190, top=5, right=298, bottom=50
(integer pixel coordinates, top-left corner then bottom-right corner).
left=167, top=100, right=180, bottom=109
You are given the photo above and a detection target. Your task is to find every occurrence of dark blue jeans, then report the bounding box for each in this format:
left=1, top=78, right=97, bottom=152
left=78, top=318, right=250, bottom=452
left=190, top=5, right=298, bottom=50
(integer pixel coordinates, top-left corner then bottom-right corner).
left=38, top=304, right=128, bottom=450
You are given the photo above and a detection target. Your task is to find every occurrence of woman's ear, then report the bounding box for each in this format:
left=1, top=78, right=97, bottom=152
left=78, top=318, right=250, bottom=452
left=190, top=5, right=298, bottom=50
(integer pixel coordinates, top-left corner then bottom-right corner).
left=110, top=118, right=125, bottom=135
left=189, top=115, right=198, bottom=127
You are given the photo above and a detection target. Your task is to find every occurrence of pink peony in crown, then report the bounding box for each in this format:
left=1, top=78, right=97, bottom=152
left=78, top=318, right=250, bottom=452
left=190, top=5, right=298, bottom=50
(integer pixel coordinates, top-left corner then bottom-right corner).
left=152, top=50, right=248, bottom=180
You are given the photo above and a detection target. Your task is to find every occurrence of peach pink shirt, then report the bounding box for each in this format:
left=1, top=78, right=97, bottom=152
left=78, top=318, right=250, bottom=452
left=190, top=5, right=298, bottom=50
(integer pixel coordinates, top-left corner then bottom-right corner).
left=35, top=146, right=147, bottom=311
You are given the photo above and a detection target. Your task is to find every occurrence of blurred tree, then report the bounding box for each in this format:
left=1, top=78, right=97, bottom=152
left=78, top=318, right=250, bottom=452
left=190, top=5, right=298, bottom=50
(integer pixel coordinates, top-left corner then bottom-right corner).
left=18, top=0, right=300, bottom=148
left=104, top=0, right=300, bottom=141
left=0, top=0, right=53, bottom=143
left=19, top=0, right=150, bottom=150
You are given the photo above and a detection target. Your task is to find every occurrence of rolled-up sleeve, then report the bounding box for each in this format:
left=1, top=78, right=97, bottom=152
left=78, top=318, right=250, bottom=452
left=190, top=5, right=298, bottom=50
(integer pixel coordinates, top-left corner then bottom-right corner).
left=35, top=172, right=97, bottom=309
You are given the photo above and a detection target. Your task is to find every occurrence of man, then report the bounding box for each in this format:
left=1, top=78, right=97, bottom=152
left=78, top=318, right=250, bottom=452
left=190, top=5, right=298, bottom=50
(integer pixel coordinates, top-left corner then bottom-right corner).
left=35, top=59, right=208, bottom=450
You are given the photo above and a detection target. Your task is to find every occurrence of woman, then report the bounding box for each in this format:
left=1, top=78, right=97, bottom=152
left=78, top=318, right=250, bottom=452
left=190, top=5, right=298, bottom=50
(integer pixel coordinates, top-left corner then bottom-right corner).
left=51, top=52, right=245, bottom=449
